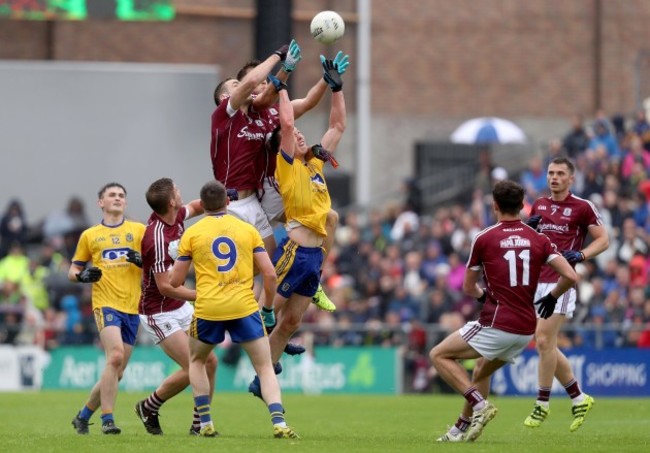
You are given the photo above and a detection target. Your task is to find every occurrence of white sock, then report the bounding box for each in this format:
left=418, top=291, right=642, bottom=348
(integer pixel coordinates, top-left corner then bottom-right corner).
left=572, top=393, right=586, bottom=404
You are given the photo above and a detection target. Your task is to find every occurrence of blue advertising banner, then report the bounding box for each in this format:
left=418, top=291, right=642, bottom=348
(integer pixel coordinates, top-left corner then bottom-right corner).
left=491, top=348, right=650, bottom=396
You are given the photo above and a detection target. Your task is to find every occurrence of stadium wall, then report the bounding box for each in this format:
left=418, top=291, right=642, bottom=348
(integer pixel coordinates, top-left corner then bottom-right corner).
left=2, top=0, right=650, bottom=209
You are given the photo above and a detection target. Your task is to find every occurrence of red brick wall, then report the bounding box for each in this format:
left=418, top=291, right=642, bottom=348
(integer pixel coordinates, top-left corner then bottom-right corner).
left=2, top=0, right=650, bottom=119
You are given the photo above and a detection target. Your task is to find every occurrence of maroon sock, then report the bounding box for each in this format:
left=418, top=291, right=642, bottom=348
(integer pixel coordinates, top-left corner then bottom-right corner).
left=144, top=391, right=165, bottom=413
left=463, top=386, right=485, bottom=408
left=537, top=386, right=551, bottom=403
left=564, top=379, right=581, bottom=399
left=455, top=414, right=471, bottom=432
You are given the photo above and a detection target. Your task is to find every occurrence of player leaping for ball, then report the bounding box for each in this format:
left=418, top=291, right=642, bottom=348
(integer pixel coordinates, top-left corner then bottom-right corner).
left=248, top=53, right=347, bottom=399
left=236, top=50, right=350, bottom=315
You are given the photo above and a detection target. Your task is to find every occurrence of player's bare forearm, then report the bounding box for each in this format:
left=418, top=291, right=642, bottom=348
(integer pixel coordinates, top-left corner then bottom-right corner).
left=186, top=199, right=204, bottom=219
left=278, top=89, right=297, bottom=157
left=462, top=268, right=482, bottom=298
left=292, top=80, right=328, bottom=119
left=320, top=92, right=346, bottom=152
left=549, top=256, right=579, bottom=297
left=233, top=52, right=282, bottom=109
left=583, top=225, right=609, bottom=259
left=169, top=260, right=190, bottom=288
left=253, top=78, right=281, bottom=110
left=155, top=272, right=196, bottom=301
left=67, top=263, right=83, bottom=282
left=262, top=277, right=276, bottom=311
left=255, top=251, right=277, bottom=309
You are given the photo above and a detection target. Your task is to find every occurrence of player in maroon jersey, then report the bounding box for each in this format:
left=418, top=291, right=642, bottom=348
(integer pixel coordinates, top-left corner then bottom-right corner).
left=234, top=52, right=350, bottom=314
left=430, top=180, right=577, bottom=442
left=210, top=46, right=293, bottom=255
left=133, top=177, right=218, bottom=436
left=523, top=157, right=609, bottom=431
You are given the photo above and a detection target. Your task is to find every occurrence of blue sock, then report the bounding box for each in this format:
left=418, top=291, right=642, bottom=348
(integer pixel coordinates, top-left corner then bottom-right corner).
left=268, top=402, right=285, bottom=425
left=79, top=405, right=95, bottom=421
left=100, top=413, right=114, bottom=425
left=194, top=395, right=211, bottom=425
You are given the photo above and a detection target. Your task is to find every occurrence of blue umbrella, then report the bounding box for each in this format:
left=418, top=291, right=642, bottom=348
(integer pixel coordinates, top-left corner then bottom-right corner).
left=451, top=117, right=527, bottom=144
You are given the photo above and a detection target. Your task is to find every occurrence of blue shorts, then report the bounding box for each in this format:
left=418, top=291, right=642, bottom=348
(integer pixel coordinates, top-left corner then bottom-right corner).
left=190, top=311, right=265, bottom=345
left=93, top=307, right=140, bottom=346
left=273, top=237, right=324, bottom=298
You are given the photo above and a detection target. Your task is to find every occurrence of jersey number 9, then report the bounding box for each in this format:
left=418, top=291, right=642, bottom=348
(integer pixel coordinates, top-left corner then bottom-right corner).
left=212, top=237, right=237, bottom=272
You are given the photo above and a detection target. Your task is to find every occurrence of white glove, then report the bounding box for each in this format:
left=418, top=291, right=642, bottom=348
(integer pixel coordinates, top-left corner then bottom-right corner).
left=168, top=239, right=180, bottom=261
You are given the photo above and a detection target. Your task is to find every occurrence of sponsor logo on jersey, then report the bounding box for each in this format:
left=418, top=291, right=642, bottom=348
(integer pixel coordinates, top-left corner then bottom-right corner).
left=237, top=126, right=266, bottom=141
left=538, top=205, right=547, bottom=210
left=102, top=247, right=130, bottom=261
left=499, top=235, right=531, bottom=248
left=538, top=223, right=569, bottom=232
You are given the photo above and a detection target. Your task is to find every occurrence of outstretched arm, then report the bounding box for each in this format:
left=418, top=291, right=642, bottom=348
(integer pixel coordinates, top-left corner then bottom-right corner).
left=185, top=199, right=204, bottom=220
left=231, top=45, right=286, bottom=111
left=319, top=54, right=348, bottom=152
left=277, top=87, right=296, bottom=158
left=254, top=39, right=302, bottom=110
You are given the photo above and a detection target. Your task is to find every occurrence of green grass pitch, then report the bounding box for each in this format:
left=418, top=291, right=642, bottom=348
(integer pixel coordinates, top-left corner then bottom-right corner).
left=0, top=392, right=648, bottom=452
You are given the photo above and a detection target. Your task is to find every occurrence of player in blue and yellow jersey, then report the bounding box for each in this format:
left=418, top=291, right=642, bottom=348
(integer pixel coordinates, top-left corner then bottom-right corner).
left=170, top=180, right=298, bottom=439
left=248, top=54, right=347, bottom=399
left=68, top=182, right=145, bottom=435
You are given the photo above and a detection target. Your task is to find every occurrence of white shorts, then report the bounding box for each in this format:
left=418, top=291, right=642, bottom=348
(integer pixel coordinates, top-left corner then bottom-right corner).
left=459, top=321, right=532, bottom=363
left=535, top=283, right=576, bottom=319
left=260, top=178, right=284, bottom=226
left=228, top=193, right=274, bottom=239
left=139, top=302, right=194, bottom=345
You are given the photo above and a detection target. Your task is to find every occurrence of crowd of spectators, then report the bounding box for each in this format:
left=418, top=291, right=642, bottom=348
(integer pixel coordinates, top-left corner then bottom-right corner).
left=2, top=109, right=650, bottom=392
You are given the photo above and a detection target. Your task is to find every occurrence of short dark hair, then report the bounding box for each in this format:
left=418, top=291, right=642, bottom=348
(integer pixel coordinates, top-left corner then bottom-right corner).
left=213, top=78, right=234, bottom=106
left=236, top=59, right=261, bottom=81
left=267, top=125, right=281, bottom=155
left=200, top=180, right=227, bottom=211
left=492, top=180, right=524, bottom=215
left=145, top=177, right=174, bottom=215
left=98, top=182, right=126, bottom=199
left=549, top=156, right=575, bottom=175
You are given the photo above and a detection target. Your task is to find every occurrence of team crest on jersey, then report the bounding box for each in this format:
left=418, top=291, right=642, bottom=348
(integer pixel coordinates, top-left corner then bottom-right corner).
left=563, top=208, right=572, bottom=216
left=163, top=322, right=172, bottom=331
left=255, top=119, right=264, bottom=127
left=126, top=233, right=133, bottom=242
left=269, top=107, right=278, bottom=116
left=311, top=174, right=325, bottom=185
left=281, top=282, right=291, bottom=293
left=106, top=313, right=114, bottom=322
left=499, top=235, right=531, bottom=248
